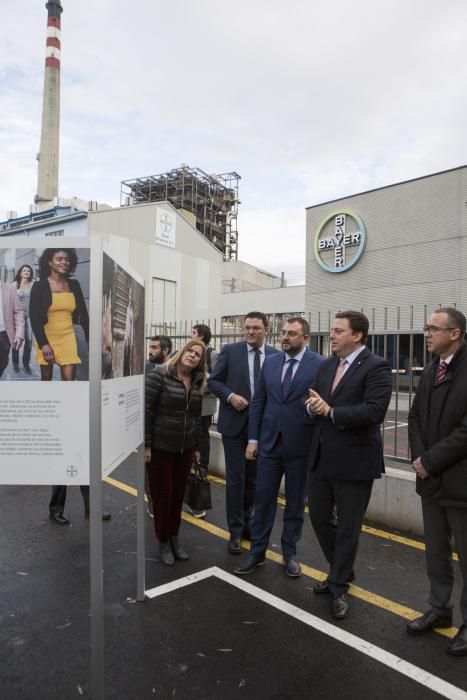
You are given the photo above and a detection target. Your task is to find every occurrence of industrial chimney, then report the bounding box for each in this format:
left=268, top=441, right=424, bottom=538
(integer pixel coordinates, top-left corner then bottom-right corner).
left=35, top=0, right=63, bottom=209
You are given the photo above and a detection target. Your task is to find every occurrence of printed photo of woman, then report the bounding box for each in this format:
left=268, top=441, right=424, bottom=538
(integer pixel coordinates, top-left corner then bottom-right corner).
left=29, top=248, right=89, bottom=382
left=11, top=264, right=34, bottom=375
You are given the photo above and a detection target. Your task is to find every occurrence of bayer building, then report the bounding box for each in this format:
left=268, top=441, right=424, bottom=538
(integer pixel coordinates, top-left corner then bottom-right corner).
left=305, top=164, right=467, bottom=370
left=306, top=164, right=467, bottom=328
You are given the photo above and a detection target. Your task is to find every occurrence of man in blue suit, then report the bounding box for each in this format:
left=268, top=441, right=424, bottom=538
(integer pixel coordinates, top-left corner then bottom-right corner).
left=234, top=317, right=324, bottom=577
left=306, top=311, right=392, bottom=620
left=208, top=311, right=279, bottom=554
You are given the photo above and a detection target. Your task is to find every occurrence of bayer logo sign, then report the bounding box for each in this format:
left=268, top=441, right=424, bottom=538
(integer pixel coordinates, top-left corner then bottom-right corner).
left=313, top=211, right=366, bottom=273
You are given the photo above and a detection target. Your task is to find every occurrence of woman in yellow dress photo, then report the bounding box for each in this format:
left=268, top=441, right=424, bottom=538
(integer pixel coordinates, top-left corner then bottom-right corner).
left=29, top=248, right=89, bottom=381
left=30, top=248, right=98, bottom=525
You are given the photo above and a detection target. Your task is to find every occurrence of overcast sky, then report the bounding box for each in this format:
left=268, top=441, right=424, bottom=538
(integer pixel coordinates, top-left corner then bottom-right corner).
left=1, top=0, right=466, bottom=284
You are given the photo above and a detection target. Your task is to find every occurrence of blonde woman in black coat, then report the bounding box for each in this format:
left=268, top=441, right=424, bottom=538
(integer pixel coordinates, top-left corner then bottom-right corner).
left=145, top=339, right=206, bottom=565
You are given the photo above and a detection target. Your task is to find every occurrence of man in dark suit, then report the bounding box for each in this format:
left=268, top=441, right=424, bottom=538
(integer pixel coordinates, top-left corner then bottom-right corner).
left=208, top=311, right=279, bottom=553
left=144, top=335, right=172, bottom=518
left=234, top=318, right=324, bottom=577
left=306, top=310, right=392, bottom=620
left=407, top=307, right=467, bottom=656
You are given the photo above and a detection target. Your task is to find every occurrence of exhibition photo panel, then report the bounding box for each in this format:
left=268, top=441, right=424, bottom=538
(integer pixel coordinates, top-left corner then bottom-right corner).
left=101, top=249, right=145, bottom=478
left=0, top=246, right=90, bottom=382
left=0, top=243, right=90, bottom=485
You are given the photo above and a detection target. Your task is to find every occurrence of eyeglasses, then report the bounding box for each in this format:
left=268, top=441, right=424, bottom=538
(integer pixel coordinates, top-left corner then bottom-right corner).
left=423, top=325, right=457, bottom=334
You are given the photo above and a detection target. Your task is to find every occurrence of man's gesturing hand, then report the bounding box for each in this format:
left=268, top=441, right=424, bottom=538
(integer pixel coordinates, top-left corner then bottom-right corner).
left=306, top=389, right=332, bottom=417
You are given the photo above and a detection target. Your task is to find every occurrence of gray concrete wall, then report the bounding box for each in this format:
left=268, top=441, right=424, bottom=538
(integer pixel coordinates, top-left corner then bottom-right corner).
left=89, top=202, right=223, bottom=327
left=221, top=285, right=304, bottom=318
left=305, top=166, right=467, bottom=331
left=209, top=431, right=424, bottom=535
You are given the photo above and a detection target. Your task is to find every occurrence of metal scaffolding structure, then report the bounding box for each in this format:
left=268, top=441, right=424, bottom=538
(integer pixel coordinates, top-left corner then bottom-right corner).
left=120, top=166, right=241, bottom=261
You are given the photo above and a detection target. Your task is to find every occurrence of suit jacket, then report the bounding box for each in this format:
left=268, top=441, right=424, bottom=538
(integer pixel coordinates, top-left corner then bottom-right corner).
left=248, top=349, right=325, bottom=457
left=1, top=282, right=25, bottom=344
left=408, top=342, right=467, bottom=506
left=208, top=340, right=279, bottom=437
left=308, top=348, right=392, bottom=480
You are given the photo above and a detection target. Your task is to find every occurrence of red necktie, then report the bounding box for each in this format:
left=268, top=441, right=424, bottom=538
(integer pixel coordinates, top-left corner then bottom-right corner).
left=281, top=358, right=297, bottom=399
left=436, top=360, right=448, bottom=384
left=331, top=358, right=347, bottom=392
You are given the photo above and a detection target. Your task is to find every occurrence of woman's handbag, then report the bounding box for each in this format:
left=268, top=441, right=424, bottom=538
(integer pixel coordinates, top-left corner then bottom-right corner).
left=184, top=463, right=212, bottom=511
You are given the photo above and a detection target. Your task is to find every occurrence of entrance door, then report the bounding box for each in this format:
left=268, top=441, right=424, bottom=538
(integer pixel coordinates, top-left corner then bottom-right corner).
left=152, top=277, right=176, bottom=325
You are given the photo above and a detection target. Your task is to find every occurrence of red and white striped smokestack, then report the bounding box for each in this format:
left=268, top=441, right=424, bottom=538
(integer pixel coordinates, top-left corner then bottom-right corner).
left=35, top=0, right=63, bottom=207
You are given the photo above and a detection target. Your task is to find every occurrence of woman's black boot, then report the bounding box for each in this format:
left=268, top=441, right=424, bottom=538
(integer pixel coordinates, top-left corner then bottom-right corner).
left=170, top=536, right=189, bottom=561
left=159, top=541, right=175, bottom=566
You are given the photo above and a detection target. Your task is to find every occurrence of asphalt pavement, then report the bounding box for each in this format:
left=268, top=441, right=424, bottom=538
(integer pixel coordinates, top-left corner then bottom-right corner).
left=1, top=453, right=466, bottom=699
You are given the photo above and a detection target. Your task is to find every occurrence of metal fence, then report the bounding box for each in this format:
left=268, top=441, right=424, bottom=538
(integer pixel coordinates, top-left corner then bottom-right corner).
left=146, top=315, right=443, bottom=466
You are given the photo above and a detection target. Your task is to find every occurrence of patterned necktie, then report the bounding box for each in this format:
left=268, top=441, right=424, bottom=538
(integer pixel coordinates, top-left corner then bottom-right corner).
left=436, top=360, right=448, bottom=384
left=253, top=347, right=261, bottom=388
left=331, top=358, right=347, bottom=392
left=282, top=358, right=297, bottom=399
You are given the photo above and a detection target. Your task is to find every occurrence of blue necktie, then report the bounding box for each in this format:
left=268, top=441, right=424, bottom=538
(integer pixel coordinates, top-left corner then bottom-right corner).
left=253, top=348, right=261, bottom=388
left=282, top=358, right=297, bottom=399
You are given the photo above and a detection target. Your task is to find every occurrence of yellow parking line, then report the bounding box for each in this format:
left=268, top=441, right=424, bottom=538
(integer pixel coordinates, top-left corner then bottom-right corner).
left=105, top=476, right=149, bottom=502
left=105, top=476, right=137, bottom=497
left=104, top=474, right=457, bottom=639
left=214, top=475, right=460, bottom=562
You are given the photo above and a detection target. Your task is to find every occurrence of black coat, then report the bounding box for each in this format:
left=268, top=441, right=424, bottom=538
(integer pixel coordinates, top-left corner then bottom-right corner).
left=29, top=277, right=89, bottom=348
left=308, top=348, right=393, bottom=481
left=145, top=364, right=203, bottom=453
left=408, top=342, right=467, bottom=507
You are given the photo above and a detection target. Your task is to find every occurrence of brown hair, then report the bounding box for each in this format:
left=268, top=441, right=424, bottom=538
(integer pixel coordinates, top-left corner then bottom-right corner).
left=244, top=311, right=269, bottom=328
left=286, top=316, right=310, bottom=336
left=167, top=339, right=207, bottom=393
left=435, top=307, right=466, bottom=336
left=335, top=310, right=369, bottom=343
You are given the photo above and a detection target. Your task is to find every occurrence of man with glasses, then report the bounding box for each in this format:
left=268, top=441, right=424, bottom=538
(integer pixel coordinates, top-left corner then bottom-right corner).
left=208, top=312, right=279, bottom=554
left=234, top=318, right=323, bottom=577
left=408, top=307, right=467, bottom=656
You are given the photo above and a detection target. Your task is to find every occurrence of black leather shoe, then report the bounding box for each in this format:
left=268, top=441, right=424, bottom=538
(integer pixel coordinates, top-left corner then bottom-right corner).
left=234, top=554, right=266, bottom=575
left=407, top=609, right=452, bottom=635
left=314, top=580, right=332, bottom=594
left=85, top=511, right=111, bottom=521
left=158, top=542, right=175, bottom=566
left=331, top=594, right=349, bottom=620
left=284, top=556, right=301, bottom=578
left=170, top=537, right=189, bottom=561
left=49, top=512, right=70, bottom=525
left=313, top=572, right=356, bottom=594
left=228, top=537, right=242, bottom=554
left=447, top=624, right=467, bottom=656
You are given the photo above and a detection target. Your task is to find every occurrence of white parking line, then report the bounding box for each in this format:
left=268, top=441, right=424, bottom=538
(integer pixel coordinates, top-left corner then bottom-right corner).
left=146, top=567, right=467, bottom=700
